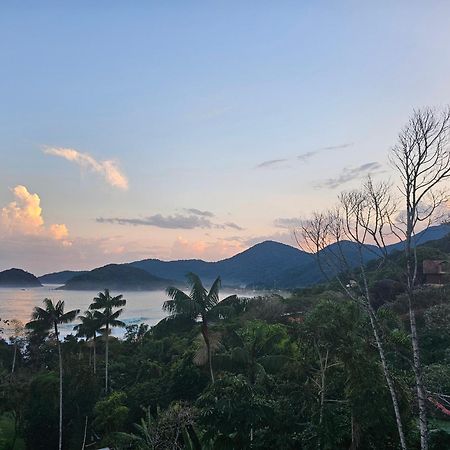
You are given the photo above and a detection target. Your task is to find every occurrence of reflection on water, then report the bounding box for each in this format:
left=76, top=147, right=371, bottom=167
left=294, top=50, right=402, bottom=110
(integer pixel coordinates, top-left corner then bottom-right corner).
left=0, top=285, right=254, bottom=338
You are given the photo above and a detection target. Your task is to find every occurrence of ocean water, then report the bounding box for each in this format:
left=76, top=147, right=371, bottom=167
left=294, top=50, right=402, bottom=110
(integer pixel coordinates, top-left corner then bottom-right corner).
left=0, top=285, right=252, bottom=338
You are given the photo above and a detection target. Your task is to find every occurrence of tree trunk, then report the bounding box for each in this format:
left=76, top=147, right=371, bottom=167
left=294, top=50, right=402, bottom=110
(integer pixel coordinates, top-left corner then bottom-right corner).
left=317, top=347, right=328, bottom=450
left=360, top=264, right=407, bottom=450
left=406, top=225, right=428, bottom=450
left=93, top=335, right=97, bottom=375
left=81, top=415, right=88, bottom=450
left=55, top=322, right=63, bottom=450
left=408, top=296, right=429, bottom=450
left=201, top=319, right=214, bottom=383
left=105, top=323, right=109, bottom=393
left=367, top=306, right=408, bottom=450
left=11, top=342, right=17, bottom=374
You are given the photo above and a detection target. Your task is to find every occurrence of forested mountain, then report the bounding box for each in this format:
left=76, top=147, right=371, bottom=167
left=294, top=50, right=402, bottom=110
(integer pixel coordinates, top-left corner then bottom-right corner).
left=0, top=268, right=42, bottom=287
left=59, top=264, right=172, bottom=291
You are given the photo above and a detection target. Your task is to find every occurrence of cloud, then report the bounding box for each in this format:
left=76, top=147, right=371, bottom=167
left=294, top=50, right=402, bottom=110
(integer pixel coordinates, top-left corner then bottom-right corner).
left=49, top=224, right=70, bottom=247
left=274, top=217, right=301, bottom=229
left=0, top=185, right=71, bottom=247
left=97, top=213, right=243, bottom=231
left=1, top=185, right=44, bottom=234
left=315, top=162, right=384, bottom=189
left=255, top=159, right=288, bottom=169
left=317, top=142, right=354, bottom=151
left=171, top=236, right=245, bottom=261
left=298, top=142, right=354, bottom=163
left=183, top=208, right=214, bottom=217
left=223, top=222, right=244, bottom=231
left=44, top=147, right=128, bottom=190
left=243, top=231, right=296, bottom=247
left=297, top=151, right=318, bottom=162
left=97, top=214, right=214, bottom=229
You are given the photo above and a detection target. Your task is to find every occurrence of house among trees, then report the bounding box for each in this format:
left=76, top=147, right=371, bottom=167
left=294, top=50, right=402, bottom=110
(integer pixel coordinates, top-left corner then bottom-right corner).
left=423, top=259, right=448, bottom=284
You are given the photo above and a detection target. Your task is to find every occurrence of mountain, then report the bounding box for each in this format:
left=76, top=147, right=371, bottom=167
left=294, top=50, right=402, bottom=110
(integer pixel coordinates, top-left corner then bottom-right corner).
left=40, top=223, right=450, bottom=290
left=0, top=268, right=42, bottom=287
left=39, top=270, right=88, bottom=285
left=130, top=241, right=314, bottom=288
left=59, top=264, right=173, bottom=291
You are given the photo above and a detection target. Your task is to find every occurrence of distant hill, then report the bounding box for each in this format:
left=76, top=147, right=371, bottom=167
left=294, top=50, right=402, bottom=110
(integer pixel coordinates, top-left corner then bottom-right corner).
left=39, top=270, right=88, bottom=285
left=0, top=268, right=42, bottom=287
left=40, top=223, right=450, bottom=290
left=59, top=264, right=173, bottom=291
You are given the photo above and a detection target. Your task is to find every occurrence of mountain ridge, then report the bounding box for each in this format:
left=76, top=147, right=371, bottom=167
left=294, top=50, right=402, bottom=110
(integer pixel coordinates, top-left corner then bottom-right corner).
left=36, top=223, right=450, bottom=289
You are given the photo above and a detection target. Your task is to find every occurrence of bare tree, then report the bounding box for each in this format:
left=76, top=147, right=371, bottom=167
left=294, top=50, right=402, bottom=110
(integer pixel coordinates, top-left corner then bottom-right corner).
left=298, top=178, right=408, bottom=450
left=390, top=106, right=450, bottom=450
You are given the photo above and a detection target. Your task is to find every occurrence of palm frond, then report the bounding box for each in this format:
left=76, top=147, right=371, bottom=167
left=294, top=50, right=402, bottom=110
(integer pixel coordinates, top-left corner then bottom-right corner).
left=60, top=309, right=80, bottom=323
left=164, top=287, right=202, bottom=318
left=109, top=319, right=126, bottom=328
left=206, top=276, right=221, bottom=308
left=186, top=272, right=207, bottom=304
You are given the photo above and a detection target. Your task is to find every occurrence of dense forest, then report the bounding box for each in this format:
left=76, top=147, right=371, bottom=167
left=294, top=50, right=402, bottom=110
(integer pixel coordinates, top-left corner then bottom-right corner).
left=1, top=235, right=450, bottom=449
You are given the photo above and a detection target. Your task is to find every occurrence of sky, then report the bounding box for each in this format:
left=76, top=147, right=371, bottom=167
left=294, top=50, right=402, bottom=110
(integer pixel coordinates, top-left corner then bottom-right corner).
left=1, top=1, right=450, bottom=275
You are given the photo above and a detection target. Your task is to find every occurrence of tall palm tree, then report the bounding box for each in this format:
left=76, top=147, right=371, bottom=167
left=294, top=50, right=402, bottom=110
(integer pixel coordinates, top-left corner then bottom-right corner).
left=26, top=298, right=79, bottom=450
left=164, top=272, right=236, bottom=383
left=73, top=310, right=102, bottom=374
left=89, top=289, right=126, bottom=393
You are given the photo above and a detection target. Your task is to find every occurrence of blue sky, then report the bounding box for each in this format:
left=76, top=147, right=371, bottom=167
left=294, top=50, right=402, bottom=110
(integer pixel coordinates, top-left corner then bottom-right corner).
left=1, top=1, right=450, bottom=273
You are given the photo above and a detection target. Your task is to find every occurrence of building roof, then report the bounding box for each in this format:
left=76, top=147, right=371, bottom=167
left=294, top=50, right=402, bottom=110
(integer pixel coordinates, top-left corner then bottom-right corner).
left=423, top=260, right=448, bottom=274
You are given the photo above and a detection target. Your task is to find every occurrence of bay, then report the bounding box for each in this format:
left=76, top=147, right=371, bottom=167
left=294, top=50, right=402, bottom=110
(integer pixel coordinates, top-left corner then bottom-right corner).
left=0, top=285, right=255, bottom=338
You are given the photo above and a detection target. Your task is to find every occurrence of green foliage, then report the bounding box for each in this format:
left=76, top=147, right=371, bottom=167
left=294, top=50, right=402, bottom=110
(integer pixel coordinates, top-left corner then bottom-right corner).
left=93, top=391, right=129, bottom=445
left=23, top=373, right=59, bottom=449
left=196, top=374, right=274, bottom=449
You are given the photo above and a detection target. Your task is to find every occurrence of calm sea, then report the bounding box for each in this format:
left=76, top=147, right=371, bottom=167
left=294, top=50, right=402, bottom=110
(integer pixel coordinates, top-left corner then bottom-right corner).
left=0, top=285, right=253, bottom=338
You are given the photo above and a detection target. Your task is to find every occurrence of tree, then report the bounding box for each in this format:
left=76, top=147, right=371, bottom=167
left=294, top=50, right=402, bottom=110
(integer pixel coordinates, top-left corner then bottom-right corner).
left=7, top=319, right=25, bottom=376
left=390, top=106, right=450, bottom=450
left=164, top=272, right=236, bottom=383
left=89, top=289, right=126, bottom=393
left=74, top=310, right=102, bottom=374
left=299, top=179, right=408, bottom=450
left=26, top=298, right=80, bottom=450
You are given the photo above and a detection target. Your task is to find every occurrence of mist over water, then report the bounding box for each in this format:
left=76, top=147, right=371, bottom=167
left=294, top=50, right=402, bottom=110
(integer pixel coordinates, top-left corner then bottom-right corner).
left=0, top=285, right=254, bottom=337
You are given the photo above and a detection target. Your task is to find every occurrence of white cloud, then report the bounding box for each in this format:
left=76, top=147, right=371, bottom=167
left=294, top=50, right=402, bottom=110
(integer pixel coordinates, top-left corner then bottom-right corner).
left=1, top=185, right=71, bottom=246
left=1, top=185, right=44, bottom=234
left=44, top=147, right=128, bottom=190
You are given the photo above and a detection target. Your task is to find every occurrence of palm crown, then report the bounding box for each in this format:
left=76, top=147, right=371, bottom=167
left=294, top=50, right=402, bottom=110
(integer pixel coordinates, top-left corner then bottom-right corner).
left=164, top=273, right=228, bottom=320
left=27, top=298, right=79, bottom=335
left=73, top=310, right=101, bottom=340
left=89, top=289, right=126, bottom=328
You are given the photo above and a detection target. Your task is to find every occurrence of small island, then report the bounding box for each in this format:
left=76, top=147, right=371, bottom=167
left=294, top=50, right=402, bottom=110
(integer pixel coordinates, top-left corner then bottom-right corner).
left=0, top=268, right=43, bottom=287
left=59, top=264, right=172, bottom=291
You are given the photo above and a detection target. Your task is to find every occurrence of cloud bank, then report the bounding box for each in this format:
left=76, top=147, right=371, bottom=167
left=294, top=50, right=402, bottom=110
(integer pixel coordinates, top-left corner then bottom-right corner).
left=44, top=147, right=128, bottom=190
